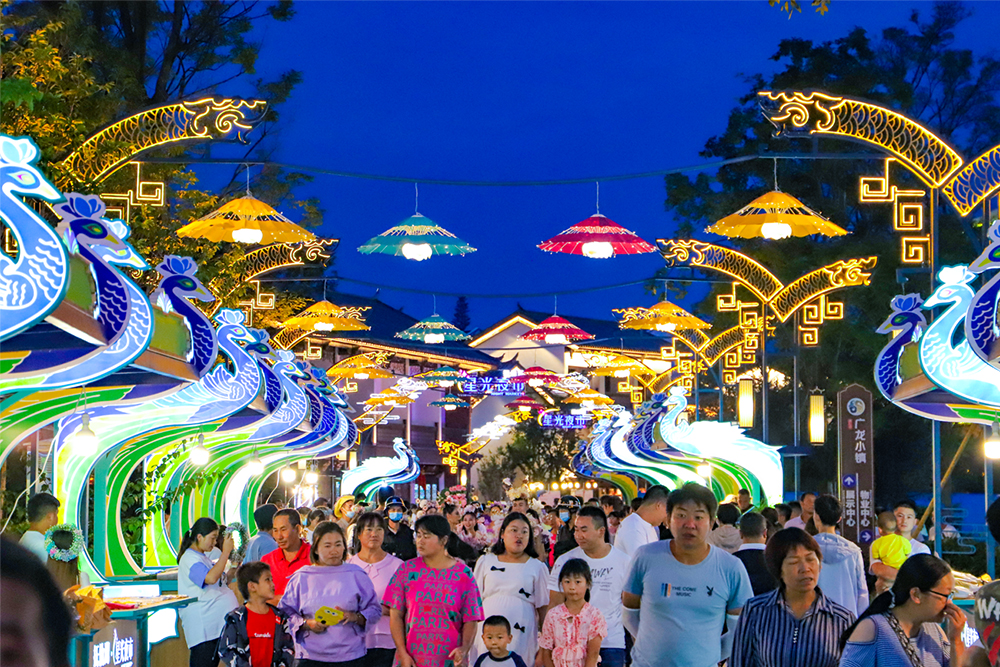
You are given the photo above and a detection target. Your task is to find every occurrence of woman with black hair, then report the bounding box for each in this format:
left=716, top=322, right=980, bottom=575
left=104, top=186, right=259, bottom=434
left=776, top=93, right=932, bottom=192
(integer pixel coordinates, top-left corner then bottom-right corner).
left=347, top=512, right=403, bottom=667
left=838, top=553, right=966, bottom=667
left=177, top=517, right=238, bottom=667
left=472, top=512, right=550, bottom=666
left=730, top=528, right=854, bottom=667
left=384, top=514, right=483, bottom=667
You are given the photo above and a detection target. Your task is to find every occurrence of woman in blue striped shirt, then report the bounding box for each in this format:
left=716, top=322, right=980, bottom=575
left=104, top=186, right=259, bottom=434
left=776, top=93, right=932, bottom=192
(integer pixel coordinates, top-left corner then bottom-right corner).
left=837, top=554, right=966, bottom=667
left=730, top=528, right=855, bottom=667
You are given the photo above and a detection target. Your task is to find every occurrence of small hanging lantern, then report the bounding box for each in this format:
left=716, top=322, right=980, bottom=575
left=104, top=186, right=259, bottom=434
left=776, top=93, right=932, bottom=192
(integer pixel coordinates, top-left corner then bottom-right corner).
left=429, top=395, right=470, bottom=411
left=358, top=213, right=476, bottom=260
left=613, top=300, right=710, bottom=332
left=539, top=184, right=655, bottom=258
left=505, top=395, right=544, bottom=413
left=396, top=315, right=472, bottom=345
left=283, top=301, right=371, bottom=332
left=419, top=366, right=467, bottom=388
left=519, top=315, right=594, bottom=346
left=708, top=191, right=848, bottom=240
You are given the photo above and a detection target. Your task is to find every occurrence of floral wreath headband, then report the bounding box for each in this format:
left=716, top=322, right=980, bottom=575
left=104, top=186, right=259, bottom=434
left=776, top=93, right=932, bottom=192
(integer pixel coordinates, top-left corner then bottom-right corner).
left=44, top=524, right=85, bottom=562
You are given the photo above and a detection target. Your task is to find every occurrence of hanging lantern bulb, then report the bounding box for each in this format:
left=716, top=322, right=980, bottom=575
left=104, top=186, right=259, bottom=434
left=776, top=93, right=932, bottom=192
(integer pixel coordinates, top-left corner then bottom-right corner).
left=231, top=227, right=265, bottom=244
left=424, top=333, right=445, bottom=344
left=281, top=468, right=297, bottom=484
left=305, top=470, right=319, bottom=485
left=354, top=372, right=370, bottom=380
left=696, top=463, right=712, bottom=479
left=986, top=421, right=1000, bottom=460
left=402, top=243, right=434, bottom=261
left=247, top=457, right=265, bottom=476
left=581, top=242, right=614, bottom=259
left=544, top=333, right=568, bottom=345
left=189, top=433, right=210, bottom=466
left=70, top=413, right=98, bottom=456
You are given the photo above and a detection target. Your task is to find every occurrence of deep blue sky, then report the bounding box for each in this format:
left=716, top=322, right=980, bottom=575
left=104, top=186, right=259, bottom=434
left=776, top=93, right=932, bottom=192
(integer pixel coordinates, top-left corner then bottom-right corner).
left=229, top=1, right=1000, bottom=331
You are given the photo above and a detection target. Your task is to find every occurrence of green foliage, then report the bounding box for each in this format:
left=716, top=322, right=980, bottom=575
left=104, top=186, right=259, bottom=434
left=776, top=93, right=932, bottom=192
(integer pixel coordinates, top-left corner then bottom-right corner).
left=120, top=441, right=229, bottom=565
left=769, top=0, right=831, bottom=18
left=660, top=2, right=1000, bottom=502
left=453, top=296, right=472, bottom=333
left=479, top=419, right=580, bottom=501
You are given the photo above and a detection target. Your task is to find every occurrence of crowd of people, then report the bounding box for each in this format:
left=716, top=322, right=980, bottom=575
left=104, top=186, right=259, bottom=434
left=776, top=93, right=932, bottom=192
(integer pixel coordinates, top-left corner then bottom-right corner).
left=2, top=486, right=991, bottom=667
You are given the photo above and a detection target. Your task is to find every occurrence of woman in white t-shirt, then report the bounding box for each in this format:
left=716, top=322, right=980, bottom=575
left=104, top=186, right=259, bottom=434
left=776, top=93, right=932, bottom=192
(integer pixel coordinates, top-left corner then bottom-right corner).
left=472, top=512, right=550, bottom=666
left=177, top=517, right=238, bottom=667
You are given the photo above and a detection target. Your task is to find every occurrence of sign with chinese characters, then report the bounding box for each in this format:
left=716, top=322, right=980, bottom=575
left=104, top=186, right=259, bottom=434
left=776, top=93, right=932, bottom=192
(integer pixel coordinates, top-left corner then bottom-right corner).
left=837, top=384, right=875, bottom=548
left=460, top=376, right=524, bottom=396
left=437, top=440, right=486, bottom=474
left=540, top=413, right=590, bottom=429
left=90, top=622, right=138, bottom=667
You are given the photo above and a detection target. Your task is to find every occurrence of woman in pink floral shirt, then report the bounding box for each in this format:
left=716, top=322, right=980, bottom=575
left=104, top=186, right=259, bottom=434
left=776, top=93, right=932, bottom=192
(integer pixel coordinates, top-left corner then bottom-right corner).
left=384, top=515, right=484, bottom=667
left=540, top=559, right=606, bottom=667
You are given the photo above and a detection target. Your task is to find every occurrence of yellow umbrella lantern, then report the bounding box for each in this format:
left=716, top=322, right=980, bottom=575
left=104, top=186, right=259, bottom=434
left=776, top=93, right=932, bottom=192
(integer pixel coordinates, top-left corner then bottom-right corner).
left=563, top=388, right=614, bottom=406
left=177, top=194, right=316, bottom=245
left=589, top=354, right=653, bottom=379
left=283, top=301, right=370, bottom=332
left=613, top=300, right=710, bottom=332
left=706, top=191, right=848, bottom=240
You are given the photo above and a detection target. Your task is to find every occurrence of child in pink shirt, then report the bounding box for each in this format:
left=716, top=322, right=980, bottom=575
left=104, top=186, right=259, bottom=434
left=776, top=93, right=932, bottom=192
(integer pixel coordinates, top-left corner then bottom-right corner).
left=539, top=559, right=606, bottom=667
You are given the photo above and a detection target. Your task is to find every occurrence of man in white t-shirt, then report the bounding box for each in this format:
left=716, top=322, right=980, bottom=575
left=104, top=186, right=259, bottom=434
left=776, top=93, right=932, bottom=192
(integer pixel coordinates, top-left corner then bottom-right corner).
left=549, top=506, right=631, bottom=667
left=19, top=493, right=61, bottom=562
left=871, top=499, right=931, bottom=581
left=614, top=485, right=668, bottom=558
left=784, top=491, right=815, bottom=530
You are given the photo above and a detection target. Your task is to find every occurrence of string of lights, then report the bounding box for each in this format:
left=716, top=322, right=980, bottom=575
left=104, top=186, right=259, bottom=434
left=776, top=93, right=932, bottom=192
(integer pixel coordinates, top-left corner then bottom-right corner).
left=256, top=274, right=732, bottom=299
left=141, top=152, right=887, bottom=186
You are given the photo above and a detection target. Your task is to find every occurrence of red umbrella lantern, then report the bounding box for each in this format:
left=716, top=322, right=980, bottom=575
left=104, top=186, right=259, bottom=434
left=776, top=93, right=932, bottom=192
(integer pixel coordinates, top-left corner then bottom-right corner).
left=538, top=214, right=655, bottom=258
left=520, top=316, right=594, bottom=345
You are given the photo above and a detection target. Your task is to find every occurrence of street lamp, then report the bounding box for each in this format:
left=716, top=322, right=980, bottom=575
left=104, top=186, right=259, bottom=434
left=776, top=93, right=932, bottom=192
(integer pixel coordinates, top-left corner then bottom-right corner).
left=809, top=393, right=825, bottom=445
left=986, top=422, right=1000, bottom=460
left=738, top=378, right=754, bottom=428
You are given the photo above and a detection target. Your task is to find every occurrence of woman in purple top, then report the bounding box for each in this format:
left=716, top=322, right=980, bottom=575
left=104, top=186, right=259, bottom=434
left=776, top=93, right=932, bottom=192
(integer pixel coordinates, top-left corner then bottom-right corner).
left=384, top=514, right=484, bottom=667
left=278, top=521, right=382, bottom=667
left=347, top=512, right=403, bottom=667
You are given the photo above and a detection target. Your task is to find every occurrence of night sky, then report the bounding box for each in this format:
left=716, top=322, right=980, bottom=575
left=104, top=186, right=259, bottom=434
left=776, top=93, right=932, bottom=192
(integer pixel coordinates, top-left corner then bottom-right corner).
left=226, top=1, right=1000, bottom=331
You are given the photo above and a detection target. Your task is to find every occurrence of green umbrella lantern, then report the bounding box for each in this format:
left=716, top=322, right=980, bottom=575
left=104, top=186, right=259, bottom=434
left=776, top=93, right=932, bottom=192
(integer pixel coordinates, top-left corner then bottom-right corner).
left=395, top=315, right=472, bottom=344
left=429, top=395, right=470, bottom=411
left=358, top=213, right=476, bottom=260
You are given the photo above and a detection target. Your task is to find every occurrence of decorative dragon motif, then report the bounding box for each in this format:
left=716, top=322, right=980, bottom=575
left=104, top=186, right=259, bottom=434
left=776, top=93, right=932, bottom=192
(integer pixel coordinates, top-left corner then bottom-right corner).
left=758, top=91, right=963, bottom=187
left=59, top=98, right=268, bottom=183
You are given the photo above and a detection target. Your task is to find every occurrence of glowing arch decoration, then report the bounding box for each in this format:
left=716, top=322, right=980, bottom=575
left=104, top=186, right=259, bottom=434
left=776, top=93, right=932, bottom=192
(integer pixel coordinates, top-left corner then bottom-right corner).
left=339, top=438, right=420, bottom=499
left=759, top=91, right=999, bottom=218
left=941, top=144, right=1000, bottom=216
left=758, top=90, right=963, bottom=188
left=59, top=97, right=268, bottom=183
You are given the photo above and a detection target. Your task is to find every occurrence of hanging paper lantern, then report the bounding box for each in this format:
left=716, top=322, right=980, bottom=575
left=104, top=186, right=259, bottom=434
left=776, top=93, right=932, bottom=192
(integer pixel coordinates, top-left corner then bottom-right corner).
left=505, top=395, right=544, bottom=413
left=396, top=315, right=472, bottom=344
left=519, top=316, right=594, bottom=345
left=707, top=191, right=848, bottom=240
left=283, top=301, right=371, bottom=332
left=589, top=354, right=653, bottom=378
left=419, top=366, right=467, bottom=387
left=613, top=300, right=710, bottom=332
left=538, top=214, right=655, bottom=259
left=177, top=195, right=316, bottom=245
left=563, top=388, right=614, bottom=407
left=358, top=214, right=476, bottom=260
left=429, top=395, right=470, bottom=411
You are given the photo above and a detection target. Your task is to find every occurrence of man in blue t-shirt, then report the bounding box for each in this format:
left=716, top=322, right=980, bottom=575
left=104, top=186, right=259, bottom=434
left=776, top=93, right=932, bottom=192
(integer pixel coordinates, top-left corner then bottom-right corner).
left=622, top=482, right=752, bottom=667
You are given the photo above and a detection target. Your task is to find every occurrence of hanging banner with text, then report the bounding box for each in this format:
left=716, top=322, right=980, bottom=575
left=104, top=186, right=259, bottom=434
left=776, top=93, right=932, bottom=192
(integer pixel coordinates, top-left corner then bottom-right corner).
left=837, top=384, right=876, bottom=548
